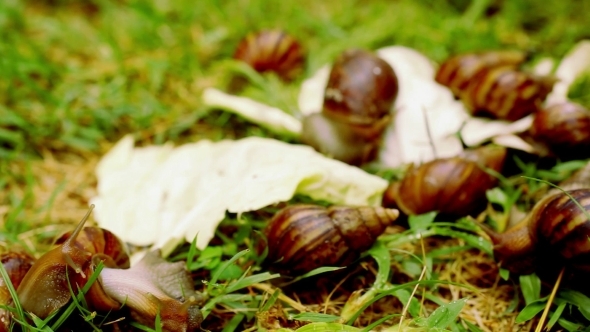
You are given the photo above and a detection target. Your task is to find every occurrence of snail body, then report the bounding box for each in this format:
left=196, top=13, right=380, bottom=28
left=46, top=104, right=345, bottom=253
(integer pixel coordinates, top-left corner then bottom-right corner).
left=435, top=51, right=554, bottom=121
left=301, top=49, right=399, bottom=165
left=264, top=204, right=399, bottom=275
left=383, top=146, right=507, bottom=217
left=530, top=101, right=590, bottom=159
left=233, top=29, right=305, bottom=81
left=482, top=189, right=590, bottom=275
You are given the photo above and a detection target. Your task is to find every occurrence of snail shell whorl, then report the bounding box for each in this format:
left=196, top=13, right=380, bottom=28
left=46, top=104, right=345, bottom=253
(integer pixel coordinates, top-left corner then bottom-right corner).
left=531, top=102, right=590, bottom=158
left=462, top=67, right=554, bottom=121
left=265, top=205, right=399, bottom=274
left=486, top=189, right=590, bottom=275
left=533, top=190, right=590, bottom=272
left=385, top=146, right=506, bottom=217
left=435, top=50, right=526, bottom=96
left=233, top=29, right=305, bottom=81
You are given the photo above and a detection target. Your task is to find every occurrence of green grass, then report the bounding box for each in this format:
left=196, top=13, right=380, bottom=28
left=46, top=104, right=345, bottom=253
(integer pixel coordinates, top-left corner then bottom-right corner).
left=2, top=0, right=590, bottom=331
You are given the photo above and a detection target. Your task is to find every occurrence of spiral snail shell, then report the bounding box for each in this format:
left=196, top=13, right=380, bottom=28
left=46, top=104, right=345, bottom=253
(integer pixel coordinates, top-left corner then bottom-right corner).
left=300, top=49, right=398, bottom=165
left=435, top=50, right=527, bottom=96
left=264, top=204, right=399, bottom=275
left=481, top=189, right=590, bottom=276
left=233, top=29, right=305, bottom=81
left=436, top=51, right=554, bottom=121
left=530, top=101, right=590, bottom=159
left=382, top=146, right=507, bottom=217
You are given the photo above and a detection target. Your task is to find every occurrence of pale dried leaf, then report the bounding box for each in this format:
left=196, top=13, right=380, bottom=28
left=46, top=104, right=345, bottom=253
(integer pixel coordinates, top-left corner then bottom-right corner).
left=91, top=136, right=388, bottom=254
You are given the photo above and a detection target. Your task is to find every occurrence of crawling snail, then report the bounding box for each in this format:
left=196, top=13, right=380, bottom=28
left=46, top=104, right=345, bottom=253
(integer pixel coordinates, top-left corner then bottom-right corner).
left=480, top=189, right=590, bottom=276
left=301, top=49, right=399, bottom=165
left=436, top=51, right=554, bottom=121
left=264, top=204, right=399, bottom=275
left=14, top=206, right=203, bottom=331
left=233, top=29, right=305, bottom=81
left=382, top=145, right=507, bottom=217
left=530, top=101, right=590, bottom=159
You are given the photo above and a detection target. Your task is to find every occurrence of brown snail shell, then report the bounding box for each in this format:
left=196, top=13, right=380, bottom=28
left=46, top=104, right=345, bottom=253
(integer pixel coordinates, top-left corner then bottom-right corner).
left=233, top=29, right=305, bottom=81
left=0, top=252, right=35, bottom=332
left=323, top=48, right=398, bottom=134
left=264, top=204, right=399, bottom=275
left=530, top=101, right=590, bottom=159
left=435, top=50, right=527, bottom=96
left=481, top=189, right=590, bottom=276
left=461, top=66, right=555, bottom=121
left=383, top=145, right=507, bottom=217
left=300, top=49, right=398, bottom=165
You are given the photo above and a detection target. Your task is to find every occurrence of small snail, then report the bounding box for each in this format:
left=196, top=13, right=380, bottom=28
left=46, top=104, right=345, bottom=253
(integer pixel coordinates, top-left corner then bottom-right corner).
left=264, top=204, right=399, bottom=275
left=480, top=189, right=590, bottom=276
left=435, top=50, right=554, bottom=121
left=0, top=252, right=35, bottom=332
left=233, top=29, right=305, bottom=81
left=530, top=101, right=590, bottom=159
left=382, top=145, right=507, bottom=217
left=301, top=49, right=399, bottom=165
left=435, top=50, right=527, bottom=96
left=15, top=206, right=203, bottom=331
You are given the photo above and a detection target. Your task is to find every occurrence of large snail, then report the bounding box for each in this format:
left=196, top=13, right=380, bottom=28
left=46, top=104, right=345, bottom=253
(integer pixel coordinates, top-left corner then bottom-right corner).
left=14, top=206, right=203, bottom=331
left=436, top=51, right=554, bottom=121
left=530, top=101, right=590, bottom=159
left=480, top=189, right=590, bottom=276
left=264, top=204, right=399, bottom=275
left=233, top=29, right=306, bottom=81
left=382, top=145, right=507, bottom=217
left=300, top=48, right=399, bottom=165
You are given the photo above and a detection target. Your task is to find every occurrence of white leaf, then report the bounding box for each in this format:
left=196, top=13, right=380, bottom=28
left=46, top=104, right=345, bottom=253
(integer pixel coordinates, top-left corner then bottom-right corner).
left=91, top=136, right=388, bottom=255
left=546, top=39, right=590, bottom=105
left=202, top=88, right=302, bottom=136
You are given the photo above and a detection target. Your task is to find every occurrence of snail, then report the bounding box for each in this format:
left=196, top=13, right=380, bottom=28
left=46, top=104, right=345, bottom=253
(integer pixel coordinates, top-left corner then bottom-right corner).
left=0, top=252, right=35, bottom=332
left=435, top=50, right=554, bottom=121
left=233, top=29, right=305, bottom=81
left=264, top=204, right=399, bottom=275
left=382, top=145, right=507, bottom=217
left=480, top=189, right=590, bottom=276
left=435, top=50, right=527, bottom=96
left=15, top=206, right=203, bottom=331
left=461, top=66, right=555, bottom=121
left=530, top=101, right=590, bottom=159
left=300, top=49, right=399, bottom=165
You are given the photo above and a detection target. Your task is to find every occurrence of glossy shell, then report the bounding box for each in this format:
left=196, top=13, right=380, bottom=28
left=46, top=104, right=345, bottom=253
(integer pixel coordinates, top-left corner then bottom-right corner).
left=233, top=29, right=305, bottom=81
left=529, top=189, right=590, bottom=273
left=489, top=189, right=590, bottom=275
left=55, top=226, right=130, bottom=269
left=0, top=252, right=35, bottom=331
left=383, top=146, right=507, bottom=217
left=531, top=102, right=590, bottom=158
left=435, top=50, right=526, bottom=96
left=461, top=66, right=554, bottom=121
left=323, top=49, right=398, bottom=130
left=264, top=204, right=399, bottom=275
